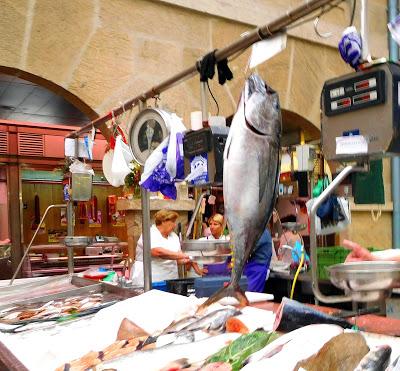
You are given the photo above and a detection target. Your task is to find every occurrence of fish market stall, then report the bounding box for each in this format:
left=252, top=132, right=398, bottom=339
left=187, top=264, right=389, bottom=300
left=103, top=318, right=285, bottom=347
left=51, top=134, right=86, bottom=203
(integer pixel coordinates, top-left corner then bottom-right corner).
left=3, top=0, right=400, bottom=369
left=1, top=290, right=400, bottom=370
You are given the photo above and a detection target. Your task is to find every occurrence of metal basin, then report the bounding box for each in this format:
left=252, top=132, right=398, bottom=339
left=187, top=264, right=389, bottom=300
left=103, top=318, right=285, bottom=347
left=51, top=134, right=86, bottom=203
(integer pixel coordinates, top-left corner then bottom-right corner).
left=328, top=261, right=400, bottom=302
left=281, top=222, right=307, bottom=232
left=181, top=240, right=231, bottom=264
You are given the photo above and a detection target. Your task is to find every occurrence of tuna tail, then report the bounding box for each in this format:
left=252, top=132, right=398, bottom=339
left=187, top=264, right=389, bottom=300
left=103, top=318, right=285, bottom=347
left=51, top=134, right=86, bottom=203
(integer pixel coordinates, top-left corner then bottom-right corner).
left=196, top=283, right=249, bottom=314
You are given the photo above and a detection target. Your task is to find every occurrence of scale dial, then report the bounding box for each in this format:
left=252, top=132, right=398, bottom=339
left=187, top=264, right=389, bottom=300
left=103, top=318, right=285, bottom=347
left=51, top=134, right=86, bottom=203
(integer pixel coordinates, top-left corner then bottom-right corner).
left=128, top=108, right=170, bottom=165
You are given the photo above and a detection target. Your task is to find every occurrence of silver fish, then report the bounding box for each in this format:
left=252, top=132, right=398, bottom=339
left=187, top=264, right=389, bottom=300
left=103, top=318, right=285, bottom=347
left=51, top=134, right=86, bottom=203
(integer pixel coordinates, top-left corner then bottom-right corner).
left=179, top=308, right=240, bottom=332
left=198, top=74, right=281, bottom=310
left=355, top=345, right=392, bottom=371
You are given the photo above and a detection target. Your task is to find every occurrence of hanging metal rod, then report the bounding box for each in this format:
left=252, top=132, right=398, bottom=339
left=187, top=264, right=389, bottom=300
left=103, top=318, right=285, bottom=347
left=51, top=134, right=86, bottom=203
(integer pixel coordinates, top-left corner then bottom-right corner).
left=67, top=0, right=340, bottom=139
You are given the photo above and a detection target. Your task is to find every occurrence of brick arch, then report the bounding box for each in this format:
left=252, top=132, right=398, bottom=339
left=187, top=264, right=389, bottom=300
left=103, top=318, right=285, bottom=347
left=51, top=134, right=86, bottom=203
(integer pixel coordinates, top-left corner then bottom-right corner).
left=0, top=66, right=98, bottom=122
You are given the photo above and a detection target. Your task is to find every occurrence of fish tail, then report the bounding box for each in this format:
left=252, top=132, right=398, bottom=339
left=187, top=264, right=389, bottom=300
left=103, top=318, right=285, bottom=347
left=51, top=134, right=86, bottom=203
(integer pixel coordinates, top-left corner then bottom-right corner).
left=196, top=284, right=249, bottom=314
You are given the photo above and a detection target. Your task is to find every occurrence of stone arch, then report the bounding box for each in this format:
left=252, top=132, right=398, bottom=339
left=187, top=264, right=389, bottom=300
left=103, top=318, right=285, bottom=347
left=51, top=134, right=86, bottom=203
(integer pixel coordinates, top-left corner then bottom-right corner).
left=0, top=66, right=98, bottom=123
left=226, top=108, right=320, bottom=145
left=281, top=109, right=320, bottom=145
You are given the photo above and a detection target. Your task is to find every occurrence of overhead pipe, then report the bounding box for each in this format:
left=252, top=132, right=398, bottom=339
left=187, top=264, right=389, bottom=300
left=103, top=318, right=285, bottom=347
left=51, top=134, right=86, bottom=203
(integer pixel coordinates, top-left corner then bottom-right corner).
left=388, top=0, right=400, bottom=249
left=66, top=0, right=342, bottom=139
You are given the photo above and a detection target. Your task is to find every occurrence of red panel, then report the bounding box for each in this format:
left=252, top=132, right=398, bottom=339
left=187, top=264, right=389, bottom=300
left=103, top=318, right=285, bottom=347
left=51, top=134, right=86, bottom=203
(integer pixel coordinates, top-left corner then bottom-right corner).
left=93, top=139, right=108, bottom=161
left=44, top=135, right=65, bottom=158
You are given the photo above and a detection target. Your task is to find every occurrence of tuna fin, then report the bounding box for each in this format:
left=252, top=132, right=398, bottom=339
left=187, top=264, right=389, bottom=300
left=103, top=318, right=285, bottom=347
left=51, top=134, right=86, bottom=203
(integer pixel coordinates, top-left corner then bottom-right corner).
left=196, top=284, right=249, bottom=314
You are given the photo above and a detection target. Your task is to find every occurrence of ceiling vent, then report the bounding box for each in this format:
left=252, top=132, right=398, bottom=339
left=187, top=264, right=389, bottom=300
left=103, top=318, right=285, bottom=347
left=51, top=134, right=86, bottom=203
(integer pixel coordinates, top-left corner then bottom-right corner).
left=18, top=132, right=44, bottom=157
left=0, top=132, right=8, bottom=154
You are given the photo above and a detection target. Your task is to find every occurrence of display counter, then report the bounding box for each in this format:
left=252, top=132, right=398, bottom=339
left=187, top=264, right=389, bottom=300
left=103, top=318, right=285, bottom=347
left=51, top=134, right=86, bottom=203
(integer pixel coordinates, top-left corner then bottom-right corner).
left=1, top=289, right=400, bottom=370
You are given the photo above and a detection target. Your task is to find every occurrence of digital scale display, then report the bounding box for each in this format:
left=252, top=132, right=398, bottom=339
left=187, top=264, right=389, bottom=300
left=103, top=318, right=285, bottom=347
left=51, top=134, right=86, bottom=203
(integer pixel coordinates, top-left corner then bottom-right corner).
left=323, top=70, right=386, bottom=116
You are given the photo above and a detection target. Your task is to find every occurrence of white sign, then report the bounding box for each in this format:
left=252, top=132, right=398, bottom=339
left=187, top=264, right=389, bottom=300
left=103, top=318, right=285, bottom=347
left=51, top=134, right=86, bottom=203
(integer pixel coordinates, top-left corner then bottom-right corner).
left=65, top=137, right=93, bottom=159
left=249, top=33, right=287, bottom=69
left=336, top=135, right=368, bottom=155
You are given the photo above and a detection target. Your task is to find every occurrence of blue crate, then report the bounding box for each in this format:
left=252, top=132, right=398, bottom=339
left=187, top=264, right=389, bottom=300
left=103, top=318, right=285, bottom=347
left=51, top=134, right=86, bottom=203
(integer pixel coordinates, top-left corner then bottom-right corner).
left=194, top=276, right=248, bottom=298
left=152, top=280, right=167, bottom=291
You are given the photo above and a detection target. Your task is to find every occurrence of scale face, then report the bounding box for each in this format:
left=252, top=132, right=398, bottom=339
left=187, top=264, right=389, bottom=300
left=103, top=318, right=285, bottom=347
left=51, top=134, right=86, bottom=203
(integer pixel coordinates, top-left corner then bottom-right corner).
left=129, top=108, right=169, bottom=165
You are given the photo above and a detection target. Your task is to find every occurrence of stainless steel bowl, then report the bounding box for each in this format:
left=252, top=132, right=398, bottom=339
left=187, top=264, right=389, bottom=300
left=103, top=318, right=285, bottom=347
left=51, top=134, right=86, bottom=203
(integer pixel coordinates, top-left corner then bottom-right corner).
left=182, top=240, right=231, bottom=264
left=181, top=240, right=230, bottom=253
left=281, top=222, right=307, bottom=232
left=328, top=261, right=400, bottom=302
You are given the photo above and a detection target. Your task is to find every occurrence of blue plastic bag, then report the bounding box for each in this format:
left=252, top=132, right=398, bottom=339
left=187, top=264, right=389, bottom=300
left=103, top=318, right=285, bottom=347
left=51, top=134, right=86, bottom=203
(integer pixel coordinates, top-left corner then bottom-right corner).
left=338, top=26, right=362, bottom=69
left=140, top=113, right=186, bottom=199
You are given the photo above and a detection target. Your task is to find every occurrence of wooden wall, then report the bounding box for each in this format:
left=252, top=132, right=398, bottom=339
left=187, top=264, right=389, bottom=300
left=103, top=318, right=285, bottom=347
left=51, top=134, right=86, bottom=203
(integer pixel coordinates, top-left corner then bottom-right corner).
left=22, top=182, right=127, bottom=245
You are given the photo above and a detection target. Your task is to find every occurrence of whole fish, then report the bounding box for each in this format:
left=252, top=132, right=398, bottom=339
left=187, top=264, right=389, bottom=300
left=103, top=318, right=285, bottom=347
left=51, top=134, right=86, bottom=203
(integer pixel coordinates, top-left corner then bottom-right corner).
left=149, top=308, right=240, bottom=348
left=179, top=308, right=240, bottom=332
left=273, top=297, right=353, bottom=332
left=198, top=74, right=281, bottom=311
left=354, top=345, right=392, bottom=371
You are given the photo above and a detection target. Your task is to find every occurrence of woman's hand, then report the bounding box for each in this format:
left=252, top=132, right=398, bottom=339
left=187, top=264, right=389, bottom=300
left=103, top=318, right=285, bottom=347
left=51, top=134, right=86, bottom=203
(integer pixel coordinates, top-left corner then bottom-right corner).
left=343, top=239, right=376, bottom=262
left=192, top=262, right=208, bottom=276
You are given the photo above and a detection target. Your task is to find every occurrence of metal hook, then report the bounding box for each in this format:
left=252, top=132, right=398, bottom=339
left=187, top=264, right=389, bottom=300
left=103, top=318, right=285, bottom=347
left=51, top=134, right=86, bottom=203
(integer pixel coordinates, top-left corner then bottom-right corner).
left=111, top=110, right=119, bottom=137
left=154, top=95, right=160, bottom=108
left=119, top=101, right=126, bottom=113
left=313, top=16, right=332, bottom=38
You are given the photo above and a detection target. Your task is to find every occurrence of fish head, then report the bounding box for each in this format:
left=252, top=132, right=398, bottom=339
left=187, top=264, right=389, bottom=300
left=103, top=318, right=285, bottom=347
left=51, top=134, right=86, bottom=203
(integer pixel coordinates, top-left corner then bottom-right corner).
left=244, top=74, right=282, bottom=138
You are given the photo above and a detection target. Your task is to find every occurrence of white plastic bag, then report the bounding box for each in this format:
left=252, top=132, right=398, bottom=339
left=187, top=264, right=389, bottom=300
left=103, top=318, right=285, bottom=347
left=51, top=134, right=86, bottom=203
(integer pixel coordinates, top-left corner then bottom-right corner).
left=166, top=113, right=186, bottom=179
left=69, top=159, right=94, bottom=176
left=388, top=14, right=400, bottom=47
left=306, top=197, right=351, bottom=236
left=111, top=135, right=134, bottom=186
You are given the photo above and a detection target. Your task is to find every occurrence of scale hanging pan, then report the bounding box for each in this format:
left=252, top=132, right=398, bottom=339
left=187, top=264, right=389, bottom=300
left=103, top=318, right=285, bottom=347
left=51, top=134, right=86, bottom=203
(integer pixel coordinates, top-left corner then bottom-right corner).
left=128, top=108, right=170, bottom=165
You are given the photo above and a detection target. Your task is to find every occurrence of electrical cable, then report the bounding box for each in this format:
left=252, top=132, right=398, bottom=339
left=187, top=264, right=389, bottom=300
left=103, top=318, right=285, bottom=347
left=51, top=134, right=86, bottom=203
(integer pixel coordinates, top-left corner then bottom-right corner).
left=290, top=247, right=305, bottom=299
left=206, top=80, right=220, bottom=116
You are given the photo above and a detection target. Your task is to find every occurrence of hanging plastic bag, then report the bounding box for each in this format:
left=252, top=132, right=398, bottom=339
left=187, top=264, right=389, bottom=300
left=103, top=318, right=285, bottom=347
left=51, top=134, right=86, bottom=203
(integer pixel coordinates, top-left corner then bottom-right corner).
left=312, top=176, right=330, bottom=198
left=166, top=113, right=186, bottom=179
left=140, top=113, right=186, bottom=199
left=338, top=26, right=362, bottom=69
left=111, top=135, right=134, bottom=187
left=306, top=196, right=351, bottom=235
left=69, top=159, right=95, bottom=176
left=388, top=14, right=400, bottom=47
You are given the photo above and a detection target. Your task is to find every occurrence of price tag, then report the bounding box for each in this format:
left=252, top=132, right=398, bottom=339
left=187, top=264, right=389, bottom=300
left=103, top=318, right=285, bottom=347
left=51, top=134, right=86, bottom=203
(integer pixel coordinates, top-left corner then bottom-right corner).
left=336, top=135, right=368, bottom=155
